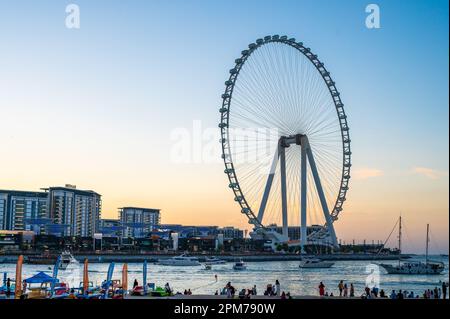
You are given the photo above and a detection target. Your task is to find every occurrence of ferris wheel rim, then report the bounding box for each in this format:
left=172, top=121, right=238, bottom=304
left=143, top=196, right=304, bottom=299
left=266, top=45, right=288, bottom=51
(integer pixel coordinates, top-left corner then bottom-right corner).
left=219, top=35, right=351, bottom=239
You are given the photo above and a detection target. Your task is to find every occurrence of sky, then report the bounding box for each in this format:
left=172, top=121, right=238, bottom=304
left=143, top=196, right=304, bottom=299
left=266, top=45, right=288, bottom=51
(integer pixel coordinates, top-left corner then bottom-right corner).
left=0, top=0, right=448, bottom=253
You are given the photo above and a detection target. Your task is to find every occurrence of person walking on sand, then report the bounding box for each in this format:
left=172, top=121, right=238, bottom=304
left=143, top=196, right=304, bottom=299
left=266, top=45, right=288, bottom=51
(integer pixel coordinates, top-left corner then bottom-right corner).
left=318, top=282, right=325, bottom=296
left=338, top=280, right=344, bottom=297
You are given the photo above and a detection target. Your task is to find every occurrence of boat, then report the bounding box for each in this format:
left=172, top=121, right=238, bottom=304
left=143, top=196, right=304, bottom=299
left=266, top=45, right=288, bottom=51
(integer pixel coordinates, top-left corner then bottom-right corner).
left=299, top=257, right=334, bottom=268
left=59, top=251, right=74, bottom=270
left=157, top=254, right=201, bottom=266
left=204, top=256, right=226, bottom=265
left=203, top=264, right=212, bottom=270
left=380, top=219, right=445, bottom=275
left=26, top=250, right=58, bottom=265
left=26, top=250, right=74, bottom=270
left=232, top=259, right=246, bottom=270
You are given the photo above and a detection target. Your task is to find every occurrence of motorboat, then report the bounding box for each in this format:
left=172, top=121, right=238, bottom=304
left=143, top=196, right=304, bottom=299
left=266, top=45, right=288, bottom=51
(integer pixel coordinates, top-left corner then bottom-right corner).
left=204, top=264, right=212, bottom=270
left=204, top=256, right=227, bottom=265
left=157, top=254, right=201, bottom=266
left=233, top=259, right=247, bottom=270
left=299, top=257, right=334, bottom=268
left=59, top=251, right=74, bottom=270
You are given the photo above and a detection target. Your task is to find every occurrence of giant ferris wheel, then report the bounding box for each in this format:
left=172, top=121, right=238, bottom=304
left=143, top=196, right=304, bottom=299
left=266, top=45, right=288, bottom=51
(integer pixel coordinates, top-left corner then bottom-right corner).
left=219, top=35, right=351, bottom=249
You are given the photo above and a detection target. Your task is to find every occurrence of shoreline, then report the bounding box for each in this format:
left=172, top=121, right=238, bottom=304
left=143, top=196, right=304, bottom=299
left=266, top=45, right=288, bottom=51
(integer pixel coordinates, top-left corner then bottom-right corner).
left=0, top=253, right=413, bottom=263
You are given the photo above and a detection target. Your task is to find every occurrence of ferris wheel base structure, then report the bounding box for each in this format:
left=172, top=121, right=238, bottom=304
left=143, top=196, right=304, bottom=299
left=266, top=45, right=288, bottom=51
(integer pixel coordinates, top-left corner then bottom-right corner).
left=249, top=227, right=336, bottom=250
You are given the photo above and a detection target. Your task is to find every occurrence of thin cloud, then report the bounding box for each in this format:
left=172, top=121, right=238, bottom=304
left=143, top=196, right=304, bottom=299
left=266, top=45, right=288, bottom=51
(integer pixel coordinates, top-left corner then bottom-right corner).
left=412, top=167, right=448, bottom=180
left=353, top=168, right=384, bottom=180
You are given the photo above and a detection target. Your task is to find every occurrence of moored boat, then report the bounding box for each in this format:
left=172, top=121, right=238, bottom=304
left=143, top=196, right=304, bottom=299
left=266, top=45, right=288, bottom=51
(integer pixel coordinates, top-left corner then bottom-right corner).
left=379, top=220, right=444, bottom=275
left=299, top=257, right=334, bottom=268
left=204, top=256, right=227, bottom=265
left=26, top=250, right=74, bottom=270
left=157, top=254, right=201, bottom=266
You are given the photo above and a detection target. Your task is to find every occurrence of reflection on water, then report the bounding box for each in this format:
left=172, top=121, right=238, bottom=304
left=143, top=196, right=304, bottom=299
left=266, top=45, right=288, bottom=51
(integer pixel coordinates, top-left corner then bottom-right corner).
left=1, top=255, right=448, bottom=296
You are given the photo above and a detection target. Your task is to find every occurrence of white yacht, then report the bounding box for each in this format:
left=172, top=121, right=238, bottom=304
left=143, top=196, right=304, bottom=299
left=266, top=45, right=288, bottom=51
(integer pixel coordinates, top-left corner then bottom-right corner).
left=157, top=254, right=201, bottom=266
left=299, top=257, right=334, bottom=268
left=59, top=251, right=74, bottom=270
left=204, top=256, right=227, bottom=265
left=380, top=220, right=444, bottom=275
left=232, top=259, right=247, bottom=270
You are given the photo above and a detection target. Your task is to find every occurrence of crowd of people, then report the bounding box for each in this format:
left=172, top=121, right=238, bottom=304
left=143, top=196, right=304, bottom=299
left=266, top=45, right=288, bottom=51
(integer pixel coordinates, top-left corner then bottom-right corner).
left=212, top=279, right=292, bottom=299
left=317, top=280, right=449, bottom=299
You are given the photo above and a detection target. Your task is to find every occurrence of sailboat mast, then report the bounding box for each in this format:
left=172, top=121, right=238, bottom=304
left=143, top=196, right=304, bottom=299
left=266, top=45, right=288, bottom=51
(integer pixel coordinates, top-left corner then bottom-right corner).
left=425, top=224, right=429, bottom=265
left=398, top=215, right=402, bottom=266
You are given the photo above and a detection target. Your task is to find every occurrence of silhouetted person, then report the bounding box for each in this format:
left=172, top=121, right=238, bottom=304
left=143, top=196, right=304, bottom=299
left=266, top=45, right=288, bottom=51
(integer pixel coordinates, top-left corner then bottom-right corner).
left=6, top=278, right=11, bottom=297
left=133, top=279, right=138, bottom=288
left=443, top=282, right=448, bottom=299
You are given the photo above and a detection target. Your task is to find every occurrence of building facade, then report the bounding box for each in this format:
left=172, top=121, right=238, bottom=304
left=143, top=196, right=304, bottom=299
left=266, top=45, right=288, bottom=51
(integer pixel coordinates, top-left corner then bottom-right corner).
left=98, top=218, right=122, bottom=237
left=46, top=185, right=101, bottom=237
left=218, top=226, right=244, bottom=239
left=0, top=190, right=48, bottom=232
left=120, top=207, right=160, bottom=238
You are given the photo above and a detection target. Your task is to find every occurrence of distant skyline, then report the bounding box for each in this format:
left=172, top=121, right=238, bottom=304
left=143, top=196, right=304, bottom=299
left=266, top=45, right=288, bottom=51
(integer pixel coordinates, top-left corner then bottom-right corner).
left=0, top=0, right=448, bottom=253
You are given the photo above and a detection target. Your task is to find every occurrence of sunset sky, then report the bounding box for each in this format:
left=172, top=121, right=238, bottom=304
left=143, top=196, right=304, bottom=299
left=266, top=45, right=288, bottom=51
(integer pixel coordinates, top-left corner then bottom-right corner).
left=0, top=0, right=448, bottom=253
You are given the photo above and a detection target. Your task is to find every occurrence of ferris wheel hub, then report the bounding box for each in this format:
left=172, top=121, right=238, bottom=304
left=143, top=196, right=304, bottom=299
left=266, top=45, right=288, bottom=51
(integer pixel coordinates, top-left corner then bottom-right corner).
left=280, top=134, right=307, bottom=147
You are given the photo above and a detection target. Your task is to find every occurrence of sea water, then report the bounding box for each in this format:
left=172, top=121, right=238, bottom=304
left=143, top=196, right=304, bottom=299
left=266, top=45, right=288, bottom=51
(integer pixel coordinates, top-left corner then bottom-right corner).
left=1, top=255, right=448, bottom=297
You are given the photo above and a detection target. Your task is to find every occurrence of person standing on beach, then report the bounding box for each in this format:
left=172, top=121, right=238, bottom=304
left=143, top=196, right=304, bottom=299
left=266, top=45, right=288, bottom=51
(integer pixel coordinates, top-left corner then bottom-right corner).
left=252, top=285, right=257, bottom=295
left=6, top=278, right=11, bottom=297
left=318, top=282, right=325, bottom=296
left=338, top=280, right=344, bottom=297
left=350, top=283, right=355, bottom=297
left=133, top=279, right=138, bottom=288
left=275, top=280, right=280, bottom=296
left=442, top=282, right=448, bottom=299
left=343, top=283, right=348, bottom=297
left=434, top=287, right=439, bottom=299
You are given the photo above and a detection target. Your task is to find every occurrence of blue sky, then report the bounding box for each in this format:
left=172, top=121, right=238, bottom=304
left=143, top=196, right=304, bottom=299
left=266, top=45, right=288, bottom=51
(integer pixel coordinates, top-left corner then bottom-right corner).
left=0, top=0, right=448, bottom=252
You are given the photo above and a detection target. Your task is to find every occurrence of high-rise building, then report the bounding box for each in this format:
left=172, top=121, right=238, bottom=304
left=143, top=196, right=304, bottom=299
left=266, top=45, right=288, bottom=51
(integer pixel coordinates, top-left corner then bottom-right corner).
left=45, top=185, right=101, bottom=237
left=0, top=190, right=48, bottom=232
left=119, top=207, right=160, bottom=238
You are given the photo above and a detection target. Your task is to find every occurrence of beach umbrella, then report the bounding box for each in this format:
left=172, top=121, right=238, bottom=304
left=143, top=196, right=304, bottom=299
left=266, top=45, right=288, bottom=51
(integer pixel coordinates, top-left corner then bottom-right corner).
left=102, top=262, right=115, bottom=299
left=143, top=260, right=148, bottom=294
left=83, top=259, right=89, bottom=293
left=14, top=255, right=23, bottom=299
left=50, top=256, right=61, bottom=297
left=122, top=263, right=128, bottom=294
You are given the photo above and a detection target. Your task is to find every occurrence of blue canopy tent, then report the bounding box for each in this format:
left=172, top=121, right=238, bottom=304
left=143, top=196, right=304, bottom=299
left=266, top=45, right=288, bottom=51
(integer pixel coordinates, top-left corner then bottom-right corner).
left=25, top=272, right=58, bottom=284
